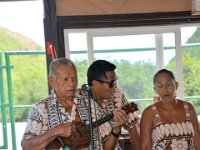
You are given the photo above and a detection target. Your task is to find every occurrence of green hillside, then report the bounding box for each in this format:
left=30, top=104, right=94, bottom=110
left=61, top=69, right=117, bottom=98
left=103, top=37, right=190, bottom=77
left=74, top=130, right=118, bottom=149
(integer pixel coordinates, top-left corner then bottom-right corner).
left=0, top=25, right=200, bottom=122
left=187, top=27, right=200, bottom=43
left=0, top=26, right=43, bottom=51
left=0, top=26, right=47, bottom=122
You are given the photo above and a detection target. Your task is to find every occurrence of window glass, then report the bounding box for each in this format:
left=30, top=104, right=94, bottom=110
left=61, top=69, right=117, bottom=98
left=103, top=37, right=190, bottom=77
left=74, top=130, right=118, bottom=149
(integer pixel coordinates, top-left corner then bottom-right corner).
left=182, top=26, right=200, bottom=115
left=93, top=34, right=157, bottom=114
left=65, top=25, right=200, bottom=115
left=68, top=33, right=87, bottom=51
left=67, top=33, right=89, bottom=86
left=163, top=33, right=176, bottom=77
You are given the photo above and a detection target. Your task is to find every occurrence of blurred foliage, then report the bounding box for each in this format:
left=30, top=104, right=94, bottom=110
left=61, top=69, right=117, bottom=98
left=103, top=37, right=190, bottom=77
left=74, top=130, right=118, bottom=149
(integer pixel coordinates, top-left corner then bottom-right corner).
left=1, top=55, right=48, bottom=122
left=0, top=27, right=200, bottom=122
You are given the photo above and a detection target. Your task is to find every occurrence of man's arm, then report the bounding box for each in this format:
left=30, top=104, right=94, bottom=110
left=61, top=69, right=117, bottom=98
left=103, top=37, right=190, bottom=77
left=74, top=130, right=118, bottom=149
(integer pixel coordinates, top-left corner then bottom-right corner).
left=22, top=128, right=58, bottom=150
left=103, top=109, right=128, bottom=150
left=22, top=123, right=75, bottom=150
left=103, top=127, right=122, bottom=150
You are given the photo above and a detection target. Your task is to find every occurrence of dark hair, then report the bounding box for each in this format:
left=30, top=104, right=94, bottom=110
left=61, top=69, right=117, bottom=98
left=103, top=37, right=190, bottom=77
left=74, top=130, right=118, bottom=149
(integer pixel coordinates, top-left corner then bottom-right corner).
left=153, top=69, right=175, bottom=85
left=87, top=60, right=116, bottom=86
left=49, top=57, right=77, bottom=79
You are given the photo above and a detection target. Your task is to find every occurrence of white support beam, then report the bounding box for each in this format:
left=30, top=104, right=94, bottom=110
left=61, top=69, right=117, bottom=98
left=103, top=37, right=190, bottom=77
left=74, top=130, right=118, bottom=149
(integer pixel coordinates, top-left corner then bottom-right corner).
left=64, top=30, right=70, bottom=59
left=87, top=34, right=94, bottom=65
left=175, top=29, right=184, bottom=99
left=155, top=34, right=164, bottom=70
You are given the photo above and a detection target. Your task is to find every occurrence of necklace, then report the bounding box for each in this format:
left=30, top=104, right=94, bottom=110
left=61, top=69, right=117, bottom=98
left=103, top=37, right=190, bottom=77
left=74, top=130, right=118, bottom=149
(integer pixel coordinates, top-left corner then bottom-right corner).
left=68, top=104, right=76, bottom=121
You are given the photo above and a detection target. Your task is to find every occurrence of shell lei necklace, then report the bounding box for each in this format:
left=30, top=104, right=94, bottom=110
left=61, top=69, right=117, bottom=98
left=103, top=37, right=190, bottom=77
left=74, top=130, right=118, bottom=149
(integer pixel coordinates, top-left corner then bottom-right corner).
left=68, top=104, right=76, bottom=122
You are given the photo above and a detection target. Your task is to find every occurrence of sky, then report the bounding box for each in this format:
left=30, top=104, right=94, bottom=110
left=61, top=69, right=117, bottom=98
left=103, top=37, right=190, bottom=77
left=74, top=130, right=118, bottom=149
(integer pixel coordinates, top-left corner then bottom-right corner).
left=0, top=0, right=45, bottom=46
left=0, top=1, right=198, bottom=52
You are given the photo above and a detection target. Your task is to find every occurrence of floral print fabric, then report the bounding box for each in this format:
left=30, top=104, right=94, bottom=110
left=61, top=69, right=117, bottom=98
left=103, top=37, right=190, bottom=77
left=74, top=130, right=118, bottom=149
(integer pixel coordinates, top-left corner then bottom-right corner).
left=21, top=90, right=85, bottom=150
left=151, top=103, right=195, bottom=150
left=75, top=87, right=140, bottom=150
left=22, top=87, right=139, bottom=150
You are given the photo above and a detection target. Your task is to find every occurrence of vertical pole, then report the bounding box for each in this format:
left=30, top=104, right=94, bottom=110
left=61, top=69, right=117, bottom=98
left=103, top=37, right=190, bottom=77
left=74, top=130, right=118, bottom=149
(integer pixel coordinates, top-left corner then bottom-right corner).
left=175, top=29, right=184, bottom=99
left=5, top=52, right=16, bottom=150
left=0, top=52, right=8, bottom=149
left=155, top=34, right=164, bottom=70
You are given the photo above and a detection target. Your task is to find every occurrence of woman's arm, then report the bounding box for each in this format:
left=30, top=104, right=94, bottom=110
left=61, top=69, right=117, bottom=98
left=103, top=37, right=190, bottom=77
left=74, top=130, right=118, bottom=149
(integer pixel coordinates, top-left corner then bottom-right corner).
left=188, top=102, right=200, bottom=150
left=127, top=125, right=140, bottom=150
left=140, top=106, right=153, bottom=150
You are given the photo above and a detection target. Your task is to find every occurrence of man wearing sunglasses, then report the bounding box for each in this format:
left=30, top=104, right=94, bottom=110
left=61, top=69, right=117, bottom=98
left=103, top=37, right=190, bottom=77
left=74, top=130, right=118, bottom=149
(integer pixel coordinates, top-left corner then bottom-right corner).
left=75, top=60, right=140, bottom=150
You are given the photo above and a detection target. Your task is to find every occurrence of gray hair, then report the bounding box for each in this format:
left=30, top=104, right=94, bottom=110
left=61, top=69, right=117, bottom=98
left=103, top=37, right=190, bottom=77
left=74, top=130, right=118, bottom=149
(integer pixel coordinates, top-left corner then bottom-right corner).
left=49, top=57, right=77, bottom=79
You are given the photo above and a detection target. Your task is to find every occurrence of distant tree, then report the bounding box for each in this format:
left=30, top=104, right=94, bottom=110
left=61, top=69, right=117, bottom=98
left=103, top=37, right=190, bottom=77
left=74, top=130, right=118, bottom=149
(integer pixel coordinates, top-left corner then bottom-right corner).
left=9, top=55, right=48, bottom=121
left=114, top=60, right=156, bottom=99
left=183, top=27, right=200, bottom=114
left=1, top=25, right=200, bottom=121
left=74, top=59, right=88, bottom=87
left=0, top=27, right=46, bottom=121
left=187, top=27, right=200, bottom=43
left=167, top=52, right=200, bottom=114
left=113, top=60, right=156, bottom=114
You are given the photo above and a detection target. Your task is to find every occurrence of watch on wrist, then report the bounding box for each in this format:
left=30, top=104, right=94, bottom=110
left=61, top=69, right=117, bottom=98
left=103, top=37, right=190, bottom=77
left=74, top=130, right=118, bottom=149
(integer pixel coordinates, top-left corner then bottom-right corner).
left=111, top=128, right=121, bottom=138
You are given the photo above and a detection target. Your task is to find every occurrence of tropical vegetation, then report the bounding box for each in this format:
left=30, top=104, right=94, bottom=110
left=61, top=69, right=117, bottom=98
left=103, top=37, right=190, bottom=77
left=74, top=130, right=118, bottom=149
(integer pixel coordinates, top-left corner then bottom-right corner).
left=0, top=26, right=200, bottom=122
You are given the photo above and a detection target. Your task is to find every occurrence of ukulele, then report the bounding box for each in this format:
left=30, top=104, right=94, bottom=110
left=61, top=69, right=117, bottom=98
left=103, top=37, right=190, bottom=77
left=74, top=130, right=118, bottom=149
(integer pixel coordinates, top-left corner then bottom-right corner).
left=46, top=102, right=138, bottom=150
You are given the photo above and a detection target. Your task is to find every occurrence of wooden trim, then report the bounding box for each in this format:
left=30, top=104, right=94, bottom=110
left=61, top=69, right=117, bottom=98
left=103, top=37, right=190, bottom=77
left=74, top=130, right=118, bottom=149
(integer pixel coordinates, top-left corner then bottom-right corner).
left=55, top=11, right=200, bottom=52
left=57, top=11, right=200, bottom=29
left=44, top=2, right=200, bottom=60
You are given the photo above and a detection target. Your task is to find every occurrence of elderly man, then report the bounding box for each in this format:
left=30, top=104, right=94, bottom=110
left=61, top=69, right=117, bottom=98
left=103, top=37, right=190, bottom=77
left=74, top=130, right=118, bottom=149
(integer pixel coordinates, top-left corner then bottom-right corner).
left=21, top=58, right=79, bottom=150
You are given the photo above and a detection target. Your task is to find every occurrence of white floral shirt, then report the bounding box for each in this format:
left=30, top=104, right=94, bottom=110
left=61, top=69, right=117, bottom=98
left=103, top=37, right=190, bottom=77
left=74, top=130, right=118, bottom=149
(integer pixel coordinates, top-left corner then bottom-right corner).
left=75, top=86, right=140, bottom=150
left=21, top=90, right=86, bottom=150
left=21, top=88, right=139, bottom=150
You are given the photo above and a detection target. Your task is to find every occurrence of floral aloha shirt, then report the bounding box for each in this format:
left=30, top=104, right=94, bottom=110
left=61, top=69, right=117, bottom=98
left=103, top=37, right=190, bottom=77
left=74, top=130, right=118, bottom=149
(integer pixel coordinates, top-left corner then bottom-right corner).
left=21, top=87, right=139, bottom=150
left=75, top=86, right=140, bottom=150
left=21, top=90, right=85, bottom=150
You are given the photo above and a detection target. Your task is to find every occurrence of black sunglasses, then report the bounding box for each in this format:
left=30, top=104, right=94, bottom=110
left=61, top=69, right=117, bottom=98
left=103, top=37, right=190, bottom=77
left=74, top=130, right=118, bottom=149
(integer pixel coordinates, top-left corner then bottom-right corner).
left=95, top=79, right=117, bottom=88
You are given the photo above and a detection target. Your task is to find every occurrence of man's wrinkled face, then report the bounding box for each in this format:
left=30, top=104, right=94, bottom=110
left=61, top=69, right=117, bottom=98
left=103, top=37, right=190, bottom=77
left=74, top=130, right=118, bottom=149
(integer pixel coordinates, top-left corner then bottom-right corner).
left=49, top=65, right=78, bottom=100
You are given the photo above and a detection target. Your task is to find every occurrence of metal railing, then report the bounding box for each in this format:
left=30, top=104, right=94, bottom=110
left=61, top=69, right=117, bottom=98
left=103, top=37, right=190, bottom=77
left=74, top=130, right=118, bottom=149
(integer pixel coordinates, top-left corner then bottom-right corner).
left=0, top=51, right=8, bottom=149
left=0, top=50, right=45, bottom=150
left=1, top=44, right=200, bottom=149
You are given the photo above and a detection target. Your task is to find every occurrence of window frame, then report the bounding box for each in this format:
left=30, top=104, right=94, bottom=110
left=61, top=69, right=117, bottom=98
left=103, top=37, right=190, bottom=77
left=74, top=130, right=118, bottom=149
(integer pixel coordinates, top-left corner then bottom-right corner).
left=63, top=23, right=200, bottom=99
